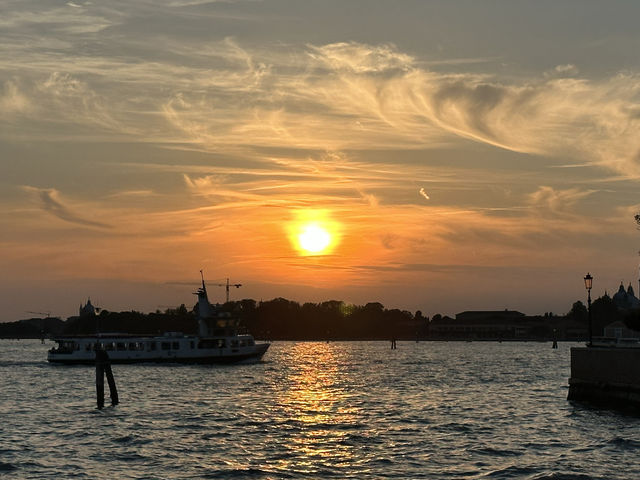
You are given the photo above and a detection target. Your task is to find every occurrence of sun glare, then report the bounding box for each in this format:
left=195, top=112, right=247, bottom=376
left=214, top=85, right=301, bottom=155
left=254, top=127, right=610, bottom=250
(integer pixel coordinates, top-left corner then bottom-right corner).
left=298, top=223, right=331, bottom=254
left=288, top=210, right=340, bottom=256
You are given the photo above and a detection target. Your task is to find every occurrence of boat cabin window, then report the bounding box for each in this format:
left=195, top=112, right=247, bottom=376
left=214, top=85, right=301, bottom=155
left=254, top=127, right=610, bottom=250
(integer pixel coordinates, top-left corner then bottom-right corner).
left=106, top=342, right=115, bottom=351
left=231, top=340, right=238, bottom=348
left=149, top=342, right=156, bottom=351
left=190, top=341, right=195, bottom=349
left=117, top=342, right=126, bottom=351
left=248, top=339, right=254, bottom=346
left=239, top=340, right=246, bottom=347
left=197, top=339, right=226, bottom=349
left=161, top=342, right=171, bottom=350
left=172, top=341, right=179, bottom=350
left=128, top=342, right=137, bottom=350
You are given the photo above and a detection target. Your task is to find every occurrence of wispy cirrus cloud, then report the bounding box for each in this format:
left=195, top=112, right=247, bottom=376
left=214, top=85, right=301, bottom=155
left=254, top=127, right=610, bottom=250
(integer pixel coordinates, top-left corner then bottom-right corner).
left=551, top=63, right=579, bottom=76
left=307, top=42, right=414, bottom=74
left=304, top=43, right=640, bottom=173
left=157, top=41, right=640, bottom=177
left=106, top=190, right=157, bottom=198
left=1, top=79, right=31, bottom=114
left=22, top=186, right=112, bottom=228
left=528, top=186, right=597, bottom=216
left=4, top=32, right=639, bottom=179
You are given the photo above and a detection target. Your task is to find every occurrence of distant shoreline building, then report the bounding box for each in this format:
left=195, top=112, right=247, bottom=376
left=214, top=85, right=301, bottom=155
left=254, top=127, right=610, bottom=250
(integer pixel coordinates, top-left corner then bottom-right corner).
left=429, top=310, right=585, bottom=341
left=612, top=283, right=640, bottom=311
left=79, top=298, right=96, bottom=318
left=603, top=320, right=638, bottom=340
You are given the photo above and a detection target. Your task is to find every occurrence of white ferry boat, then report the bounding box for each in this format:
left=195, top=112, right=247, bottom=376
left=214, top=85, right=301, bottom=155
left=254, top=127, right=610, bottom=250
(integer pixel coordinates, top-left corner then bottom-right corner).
left=47, top=275, right=269, bottom=365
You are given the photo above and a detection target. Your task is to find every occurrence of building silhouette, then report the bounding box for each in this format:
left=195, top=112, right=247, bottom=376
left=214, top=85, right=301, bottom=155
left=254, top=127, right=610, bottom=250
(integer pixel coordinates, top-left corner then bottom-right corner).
left=612, top=283, right=640, bottom=311
left=429, top=310, right=585, bottom=341
left=79, top=298, right=96, bottom=318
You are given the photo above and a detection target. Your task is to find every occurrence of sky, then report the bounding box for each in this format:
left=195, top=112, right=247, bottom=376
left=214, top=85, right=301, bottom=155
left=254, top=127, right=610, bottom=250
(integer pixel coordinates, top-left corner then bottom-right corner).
left=2, top=0, right=640, bottom=322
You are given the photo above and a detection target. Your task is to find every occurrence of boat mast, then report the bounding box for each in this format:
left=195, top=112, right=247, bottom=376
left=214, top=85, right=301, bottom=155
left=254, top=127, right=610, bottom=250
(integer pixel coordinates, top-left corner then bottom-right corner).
left=195, top=270, right=214, bottom=336
left=200, top=269, right=207, bottom=295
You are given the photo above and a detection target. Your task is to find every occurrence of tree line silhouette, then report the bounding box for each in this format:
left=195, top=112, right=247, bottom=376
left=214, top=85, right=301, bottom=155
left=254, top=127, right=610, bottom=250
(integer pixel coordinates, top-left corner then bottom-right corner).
left=2, top=294, right=638, bottom=340
left=235, top=298, right=428, bottom=340
left=1, top=298, right=428, bottom=340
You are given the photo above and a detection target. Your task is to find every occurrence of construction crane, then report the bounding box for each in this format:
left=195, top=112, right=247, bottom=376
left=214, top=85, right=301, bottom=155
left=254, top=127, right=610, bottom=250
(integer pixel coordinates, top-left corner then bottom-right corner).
left=213, top=278, right=242, bottom=303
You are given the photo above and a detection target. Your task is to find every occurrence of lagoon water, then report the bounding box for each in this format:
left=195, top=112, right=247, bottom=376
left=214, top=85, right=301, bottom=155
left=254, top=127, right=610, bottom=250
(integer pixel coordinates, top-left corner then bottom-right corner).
left=2, top=339, right=640, bottom=479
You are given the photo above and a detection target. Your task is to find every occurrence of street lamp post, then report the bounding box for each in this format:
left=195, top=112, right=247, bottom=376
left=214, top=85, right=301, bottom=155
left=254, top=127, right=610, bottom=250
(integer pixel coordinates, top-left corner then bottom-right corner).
left=584, top=273, right=593, bottom=347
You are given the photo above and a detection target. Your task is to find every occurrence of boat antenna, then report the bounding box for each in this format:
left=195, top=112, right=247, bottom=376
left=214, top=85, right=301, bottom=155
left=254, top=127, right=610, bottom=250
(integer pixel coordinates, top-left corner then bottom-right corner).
left=200, top=269, right=207, bottom=293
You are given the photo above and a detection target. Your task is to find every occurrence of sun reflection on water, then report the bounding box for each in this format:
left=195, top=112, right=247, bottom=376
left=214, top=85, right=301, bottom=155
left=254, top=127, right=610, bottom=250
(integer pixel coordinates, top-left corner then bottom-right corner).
left=274, top=342, right=363, bottom=474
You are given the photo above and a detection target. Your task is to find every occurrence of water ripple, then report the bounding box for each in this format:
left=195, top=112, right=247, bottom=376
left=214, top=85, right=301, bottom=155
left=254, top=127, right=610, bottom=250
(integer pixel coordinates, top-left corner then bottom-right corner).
left=0, top=462, right=17, bottom=472
left=2, top=340, right=640, bottom=479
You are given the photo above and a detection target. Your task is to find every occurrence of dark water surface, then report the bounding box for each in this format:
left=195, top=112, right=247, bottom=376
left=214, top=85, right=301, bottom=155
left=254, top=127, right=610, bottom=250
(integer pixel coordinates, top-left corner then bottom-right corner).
left=2, top=340, right=639, bottom=479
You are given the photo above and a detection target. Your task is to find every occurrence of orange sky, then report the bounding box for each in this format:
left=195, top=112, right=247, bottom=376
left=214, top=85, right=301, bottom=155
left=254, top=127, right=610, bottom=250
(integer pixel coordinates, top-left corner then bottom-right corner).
left=2, top=1, right=640, bottom=321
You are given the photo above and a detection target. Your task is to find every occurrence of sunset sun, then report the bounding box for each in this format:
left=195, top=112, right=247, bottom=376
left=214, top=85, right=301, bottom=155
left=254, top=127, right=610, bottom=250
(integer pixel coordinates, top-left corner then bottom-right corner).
left=298, top=223, right=331, bottom=254
left=288, top=210, right=340, bottom=256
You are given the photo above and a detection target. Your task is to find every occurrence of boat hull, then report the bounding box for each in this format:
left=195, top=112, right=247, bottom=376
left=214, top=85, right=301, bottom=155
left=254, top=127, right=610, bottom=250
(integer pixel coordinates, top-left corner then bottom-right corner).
left=47, top=337, right=269, bottom=365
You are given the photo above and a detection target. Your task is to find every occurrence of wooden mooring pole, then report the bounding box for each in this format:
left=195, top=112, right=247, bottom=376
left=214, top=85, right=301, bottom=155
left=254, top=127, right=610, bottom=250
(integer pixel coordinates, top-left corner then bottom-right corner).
left=96, top=345, right=119, bottom=409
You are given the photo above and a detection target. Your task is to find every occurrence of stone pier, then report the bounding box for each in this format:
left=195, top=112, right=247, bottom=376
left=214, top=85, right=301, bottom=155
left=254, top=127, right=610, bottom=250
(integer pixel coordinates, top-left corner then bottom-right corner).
left=568, top=346, right=640, bottom=409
